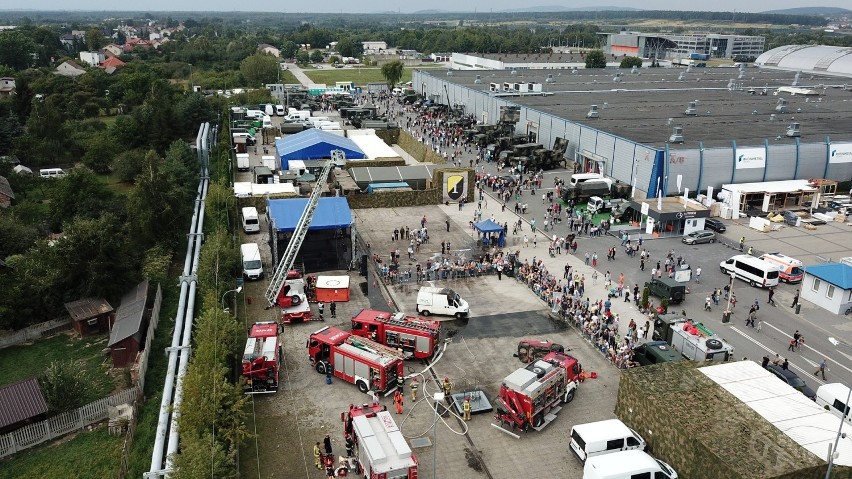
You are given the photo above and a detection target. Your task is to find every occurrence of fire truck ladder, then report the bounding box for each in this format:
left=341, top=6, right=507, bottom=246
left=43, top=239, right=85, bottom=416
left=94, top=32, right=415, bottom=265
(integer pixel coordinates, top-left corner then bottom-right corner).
left=264, top=150, right=342, bottom=307
left=347, top=336, right=405, bottom=359
left=387, top=313, right=438, bottom=332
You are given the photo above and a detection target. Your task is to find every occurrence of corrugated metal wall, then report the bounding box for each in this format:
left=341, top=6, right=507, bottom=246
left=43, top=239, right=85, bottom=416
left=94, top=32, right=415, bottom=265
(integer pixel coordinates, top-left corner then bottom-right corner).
left=766, top=144, right=798, bottom=182
left=667, top=149, right=702, bottom=193
left=701, top=147, right=734, bottom=188
left=798, top=142, right=828, bottom=179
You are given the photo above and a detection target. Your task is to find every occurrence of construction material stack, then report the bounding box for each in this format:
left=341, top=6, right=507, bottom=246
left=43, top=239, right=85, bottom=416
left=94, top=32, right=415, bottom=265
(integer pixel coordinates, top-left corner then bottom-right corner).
left=241, top=322, right=282, bottom=394
left=343, top=404, right=418, bottom=479
left=495, top=351, right=580, bottom=432
left=307, top=326, right=404, bottom=394
left=350, top=309, right=441, bottom=360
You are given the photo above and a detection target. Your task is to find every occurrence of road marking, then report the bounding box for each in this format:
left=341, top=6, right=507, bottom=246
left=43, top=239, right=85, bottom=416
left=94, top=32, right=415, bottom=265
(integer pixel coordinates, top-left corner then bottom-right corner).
left=762, top=321, right=852, bottom=376
left=729, top=326, right=825, bottom=386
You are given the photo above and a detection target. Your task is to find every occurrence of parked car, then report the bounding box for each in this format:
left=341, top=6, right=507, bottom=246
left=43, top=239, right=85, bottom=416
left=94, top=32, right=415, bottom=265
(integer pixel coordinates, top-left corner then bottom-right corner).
left=765, top=364, right=816, bottom=400
left=682, top=230, right=716, bottom=245
left=704, top=218, right=726, bottom=232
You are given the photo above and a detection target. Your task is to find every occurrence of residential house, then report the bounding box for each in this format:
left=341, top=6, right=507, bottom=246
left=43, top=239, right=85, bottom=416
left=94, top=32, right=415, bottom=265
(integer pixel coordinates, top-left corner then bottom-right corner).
left=258, top=43, right=281, bottom=57
left=0, top=77, right=14, bottom=96
left=79, top=51, right=105, bottom=67
left=64, top=297, right=114, bottom=337
left=100, top=56, right=125, bottom=71
left=103, top=44, right=123, bottom=57
left=55, top=60, right=86, bottom=77
left=0, top=175, right=14, bottom=208
left=801, top=261, right=852, bottom=315
left=0, top=378, right=49, bottom=434
left=362, top=41, right=388, bottom=53
left=60, top=33, right=76, bottom=51
left=108, top=280, right=154, bottom=368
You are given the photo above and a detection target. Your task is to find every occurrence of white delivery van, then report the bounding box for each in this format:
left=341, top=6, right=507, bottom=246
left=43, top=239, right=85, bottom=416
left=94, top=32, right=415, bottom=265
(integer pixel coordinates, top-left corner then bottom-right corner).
left=262, top=115, right=273, bottom=129
left=583, top=450, right=678, bottom=479
left=416, top=286, right=469, bottom=318
left=275, top=104, right=286, bottom=116
left=719, top=254, right=780, bottom=288
left=570, top=419, right=646, bottom=463
left=285, top=110, right=311, bottom=122
left=264, top=104, right=274, bottom=116
left=240, top=243, right=264, bottom=280
left=816, top=383, right=851, bottom=425
left=245, top=109, right=264, bottom=120
left=308, top=116, right=330, bottom=126
left=39, top=168, right=67, bottom=178
left=241, top=207, right=260, bottom=234
left=570, top=173, right=613, bottom=188
left=236, top=153, right=250, bottom=171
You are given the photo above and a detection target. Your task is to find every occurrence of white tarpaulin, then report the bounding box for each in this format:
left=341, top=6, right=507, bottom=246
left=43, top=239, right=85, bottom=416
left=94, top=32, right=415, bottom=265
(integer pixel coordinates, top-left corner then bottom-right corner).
left=736, top=147, right=766, bottom=169
left=830, top=143, right=852, bottom=163
left=233, top=182, right=297, bottom=198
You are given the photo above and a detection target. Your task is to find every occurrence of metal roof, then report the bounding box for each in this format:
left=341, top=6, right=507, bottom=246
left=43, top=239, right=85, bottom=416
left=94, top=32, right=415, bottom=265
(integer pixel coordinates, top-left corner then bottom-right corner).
left=803, top=263, right=852, bottom=290
left=756, top=45, right=852, bottom=78
left=64, top=297, right=113, bottom=322
left=0, top=175, right=14, bottom=199
left=108, top=280, right=150, bottom=347
left=0, top=378, right=48, bottom=429
left=349, top=165, right=437, bottom=186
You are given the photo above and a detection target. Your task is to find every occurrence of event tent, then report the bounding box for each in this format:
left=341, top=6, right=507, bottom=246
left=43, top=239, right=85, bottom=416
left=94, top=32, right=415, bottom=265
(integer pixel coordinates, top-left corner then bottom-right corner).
left=474, top=219, right=505, bottom=247
left=275, top=129, right=364, bottom=170
left=267, top=197, right=352, bottom=232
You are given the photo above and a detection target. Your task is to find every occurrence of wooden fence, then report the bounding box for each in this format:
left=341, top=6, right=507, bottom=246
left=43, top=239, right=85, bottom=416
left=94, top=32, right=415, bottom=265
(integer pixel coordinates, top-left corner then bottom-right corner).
left=0, top=317, right=72, bottom=349
left=132, top=284, right=163, bottom=394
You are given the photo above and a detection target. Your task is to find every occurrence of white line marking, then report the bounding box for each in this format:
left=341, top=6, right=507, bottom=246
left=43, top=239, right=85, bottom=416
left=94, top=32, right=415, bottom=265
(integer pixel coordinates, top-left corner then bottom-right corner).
left=729, top=326, right=825, bottom=386
left=762, top=322, right=852, bottom=376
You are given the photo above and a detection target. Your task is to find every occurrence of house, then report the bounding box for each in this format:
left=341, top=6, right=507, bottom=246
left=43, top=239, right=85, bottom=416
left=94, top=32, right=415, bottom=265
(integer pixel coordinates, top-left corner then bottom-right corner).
left=56, top=60, right=86, bottom=77
left=60, top=33, right=76, bottom=50
left=102, top=44, right=123, bottom=56
left=100, top=56, right=125, bottom=70
left=0, top=175, right=14, bottom=208
left=362, top=41, right=387, bottom=53
left=0, top=378, right=49, bottom=434
left=108, top=280, right=152, bottom=368
left=801, top=261, right=852, bottom=315
left=258, top=43, right=280, bottom=57
left=79, top=51, right=105, bottom=67
left=0, top=77, right=13, bottom=96
left=64, top=297, right=114, bottom=337
left=429, top=52, right=451, bottom=63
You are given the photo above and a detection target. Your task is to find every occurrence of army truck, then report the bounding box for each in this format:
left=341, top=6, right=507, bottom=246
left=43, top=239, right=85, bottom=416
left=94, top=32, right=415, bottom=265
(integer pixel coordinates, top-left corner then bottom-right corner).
left=561, top=180, right=612, bottom=203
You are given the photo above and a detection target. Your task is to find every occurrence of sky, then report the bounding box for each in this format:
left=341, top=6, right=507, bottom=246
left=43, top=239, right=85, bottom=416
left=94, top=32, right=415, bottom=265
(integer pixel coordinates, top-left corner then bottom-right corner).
left=5, top=1, right=852, bottom=14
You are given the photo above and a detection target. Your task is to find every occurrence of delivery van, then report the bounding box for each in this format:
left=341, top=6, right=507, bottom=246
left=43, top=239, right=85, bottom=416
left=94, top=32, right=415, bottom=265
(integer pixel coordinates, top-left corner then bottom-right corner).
left=240, top=243, right=264, bottom=280
left=262, top=115, right=273, bottom=129
left=570, top=419, right=646, bottom=464
left=275, top=104, right=286, bottom=116
left=241, top=207, right=260, bottom=234
left=39, top=168, right=67, bottom=178
left=236, top=153, right=250, bottom=171
left=285, top=110, right=311, bottom=122
left=758, top=253, right=804, bottom=283
left=415, top=286, right=469, bottom=318
left=720, top=254, right=780, bottom=288
left=583, top=450, right=678, bottom=479
left=816, top=383, right=851, bottom=425
left=264, top=104, right=274, bottom=116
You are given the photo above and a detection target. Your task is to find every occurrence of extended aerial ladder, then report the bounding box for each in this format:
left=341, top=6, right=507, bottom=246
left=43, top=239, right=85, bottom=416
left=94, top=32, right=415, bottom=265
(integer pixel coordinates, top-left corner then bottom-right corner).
left=385, top=312, right=440, bottom=333
left=264, top=150, right=343, bottom=308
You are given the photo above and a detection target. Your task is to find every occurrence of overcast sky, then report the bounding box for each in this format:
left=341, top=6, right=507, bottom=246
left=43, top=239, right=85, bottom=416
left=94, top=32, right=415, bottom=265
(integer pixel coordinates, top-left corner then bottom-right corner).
left=8, top=1, right=852, bottom=13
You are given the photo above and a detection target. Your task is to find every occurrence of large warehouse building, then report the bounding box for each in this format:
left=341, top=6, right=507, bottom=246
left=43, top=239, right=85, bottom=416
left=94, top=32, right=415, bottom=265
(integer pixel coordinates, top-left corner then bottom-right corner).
left=414, top=61, right=852, bottom=198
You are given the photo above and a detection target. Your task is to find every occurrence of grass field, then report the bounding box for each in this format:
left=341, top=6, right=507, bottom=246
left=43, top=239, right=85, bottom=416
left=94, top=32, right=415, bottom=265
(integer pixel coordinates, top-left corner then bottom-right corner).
left=280, top=69, right=299, bottom=84
left=0, top=332, right=117, bottom=399
left=0, top=427, right=121, bottom=479
left=303, top=66, right=442, bottom=87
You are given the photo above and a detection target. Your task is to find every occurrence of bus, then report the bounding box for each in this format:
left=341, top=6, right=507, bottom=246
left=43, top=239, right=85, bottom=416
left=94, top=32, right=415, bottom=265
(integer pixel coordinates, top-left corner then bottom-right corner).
left=720, top=254, right=780, bottom=288
left=759, top=253, right=804, bottom=283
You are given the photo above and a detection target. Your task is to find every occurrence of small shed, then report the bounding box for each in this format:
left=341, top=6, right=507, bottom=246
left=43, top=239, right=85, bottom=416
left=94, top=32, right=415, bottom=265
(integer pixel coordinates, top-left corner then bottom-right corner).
left=315, top=276, right=351, bottom=302
left=108, top=280, right=151, bottom=368
left=64, top=297, right=114, bottom=337
left=801, top=261, right=852, bottom=315
left=0, top=175, right=14, bottom=208
left=0, top=378, right=48, bottom=434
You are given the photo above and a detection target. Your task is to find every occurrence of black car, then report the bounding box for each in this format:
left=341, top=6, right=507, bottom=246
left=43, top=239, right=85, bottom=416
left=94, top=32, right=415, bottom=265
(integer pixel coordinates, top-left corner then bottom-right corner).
left=704, top=218, right=726, bottom=233
left=765, top=364, right=816, bottom=400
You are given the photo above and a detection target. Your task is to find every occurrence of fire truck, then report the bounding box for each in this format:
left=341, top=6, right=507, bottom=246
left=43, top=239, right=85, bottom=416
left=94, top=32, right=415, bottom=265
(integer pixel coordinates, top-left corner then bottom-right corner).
left=275, top=270, right=315, bottom=324
left=350, top=309, right=441, bottom=360
left=241, top=322, right=282, bottom=393
left=495, top=351, right=580, bottom=432
left=343, top=404, right=418, bottom=479
left=307, top=326, right=404, bottom=394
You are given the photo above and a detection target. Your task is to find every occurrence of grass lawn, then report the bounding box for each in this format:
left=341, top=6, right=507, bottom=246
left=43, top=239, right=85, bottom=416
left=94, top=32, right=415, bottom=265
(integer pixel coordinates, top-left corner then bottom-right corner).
left=0, top=427, right=121, bottom=479
left=280, top=70, right=299, bottom=84
left=0, top=332, right=117, bottom=399
left=303, top=65, right=442, bottom=87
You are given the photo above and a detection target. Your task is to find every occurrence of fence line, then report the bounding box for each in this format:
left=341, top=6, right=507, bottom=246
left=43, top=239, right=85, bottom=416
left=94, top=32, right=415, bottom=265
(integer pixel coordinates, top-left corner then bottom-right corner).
left=132, top=284, right=163, bottom=394
left=0, top=387, right=139, bottom=459
left=0, top=317, right=72, bottom=349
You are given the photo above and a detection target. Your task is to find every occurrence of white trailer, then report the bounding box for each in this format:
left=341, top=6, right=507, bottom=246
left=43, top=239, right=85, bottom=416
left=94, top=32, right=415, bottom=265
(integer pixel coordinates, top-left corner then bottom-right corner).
left=351, top=409, right=418, bottom=479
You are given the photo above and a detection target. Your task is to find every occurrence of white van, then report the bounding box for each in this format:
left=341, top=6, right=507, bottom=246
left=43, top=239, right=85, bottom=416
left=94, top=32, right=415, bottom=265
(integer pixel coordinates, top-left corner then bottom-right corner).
left=236, top=153, right=250, bottom=171
left=262, top=115, right=273, bottom=129
left=240, top=243, right=264, bottom=280
left=719, top=254, right=780, bottom=288
left=241, top=207, right=260, bottom=234
left=570, top=173, right=612, bottom=188
left=416, top=286, right=469, bottom=318
left=583, top=450, right=678, bottom=479
left=264, top=104, right=274, bottom=116
left=275, top=104, right=286, bottom=116
left=569, top=419, right=646, bottom=463
left=816, top=383, right=851, bottom=425
left=39, top=168, right=67, bottom=179
left=245, top=109, right=264, bottom=120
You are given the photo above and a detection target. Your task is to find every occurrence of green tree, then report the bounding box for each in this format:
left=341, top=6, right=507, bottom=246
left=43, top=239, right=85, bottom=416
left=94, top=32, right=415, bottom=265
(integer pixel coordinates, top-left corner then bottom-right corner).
left=239, top=53, right=279, bottom=87
left=0, top=30, right=37, bottom=70
left=585, top=49, right=607, bottom=69
left=47, top=168, right=121, bottom=228
left=175, top=93, right=214, bottom=134
left=0, top=110, right=23, bottom=155
left=619, top=56, right=643, bottom=69
left=381, top=60, right=404, bottom=88
left=279, top=40, right=298, bottom=59
left=85, top=27, right=106, bottom=50
left=82, top=132, right=114, bottom=173
left=112, top=148, right=147, bottom=183
left=328, top=55, right=341, bottom=65
left=39, top=360, right=94, bottom=412
left=337, top=37, right=361, bottom=58
left=309, top=49, right=324, bottom=63
left=295, top=50, right=310, bottom=65
left=0, top=214, right=39, bottom=258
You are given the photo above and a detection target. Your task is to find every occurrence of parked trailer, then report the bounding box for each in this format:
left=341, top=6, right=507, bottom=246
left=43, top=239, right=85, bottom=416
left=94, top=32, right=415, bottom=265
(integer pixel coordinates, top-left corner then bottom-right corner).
left=342, top=404, right=419, bottom=479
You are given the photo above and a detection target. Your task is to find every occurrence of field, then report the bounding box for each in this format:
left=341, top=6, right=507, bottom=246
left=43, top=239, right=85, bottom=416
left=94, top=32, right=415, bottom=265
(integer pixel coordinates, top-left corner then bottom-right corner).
left=0, top=427, right=121, bottom=479
left=279, top=69, right=299, bottom=84
left=303, top=65, right=442, bottom=87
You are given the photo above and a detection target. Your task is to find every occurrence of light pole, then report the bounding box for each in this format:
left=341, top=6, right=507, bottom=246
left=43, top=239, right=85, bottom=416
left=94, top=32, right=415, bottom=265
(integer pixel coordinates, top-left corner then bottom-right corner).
left=432, top=391, right=445, bottom=479
left=826, top=337, right=852, bottom=479
left=221, top=286, right=243, bottom=313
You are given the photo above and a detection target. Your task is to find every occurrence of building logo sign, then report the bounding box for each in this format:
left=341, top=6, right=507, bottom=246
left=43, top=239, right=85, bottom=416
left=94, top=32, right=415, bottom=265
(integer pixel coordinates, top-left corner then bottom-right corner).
left=736, top=147, right=766, bottom=169
left=830, top=143, right=852, bottom=164
left=444, top=172, right=467, bottom=202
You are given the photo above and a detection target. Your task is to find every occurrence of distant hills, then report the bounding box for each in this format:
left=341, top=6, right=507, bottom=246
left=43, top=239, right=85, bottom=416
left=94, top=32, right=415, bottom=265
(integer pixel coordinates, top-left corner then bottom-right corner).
left=410, top=6, right=641, bottom=14
left=761, top=7, right=852, bottom=15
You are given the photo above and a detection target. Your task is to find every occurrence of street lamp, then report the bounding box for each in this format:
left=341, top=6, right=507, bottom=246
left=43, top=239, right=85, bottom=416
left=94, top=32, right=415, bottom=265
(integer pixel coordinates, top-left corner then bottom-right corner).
left=432, top=391, right=445, bottom=479
left=222, top=286, right=243, bottom=313
left=723, top=272, right=736, bottom=323
left=826, top=337, right=852, bottom=479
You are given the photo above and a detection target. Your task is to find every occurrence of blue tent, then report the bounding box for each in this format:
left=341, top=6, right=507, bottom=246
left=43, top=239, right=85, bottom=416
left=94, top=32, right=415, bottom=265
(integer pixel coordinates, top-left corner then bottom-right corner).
left=267, top=197, right=353, bottom=232
left=275, top=129, right=365, bottom=170
left=474, top=219, right=505, bottom=247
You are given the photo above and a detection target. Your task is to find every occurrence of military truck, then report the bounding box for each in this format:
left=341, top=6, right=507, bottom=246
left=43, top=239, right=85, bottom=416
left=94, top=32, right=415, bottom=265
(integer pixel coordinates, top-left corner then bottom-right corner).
left=652, top=314, right=735, bottom=362
left=561, top=180, right=612, bottom=203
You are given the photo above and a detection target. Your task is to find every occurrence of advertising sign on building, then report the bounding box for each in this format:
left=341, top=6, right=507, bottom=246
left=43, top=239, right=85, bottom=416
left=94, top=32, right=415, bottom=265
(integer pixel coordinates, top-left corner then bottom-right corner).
left=829, top=143, right=852, bottom=164
left=443, top=171, right=467, bottom=202
left=735, top=147, right=766, bottom=169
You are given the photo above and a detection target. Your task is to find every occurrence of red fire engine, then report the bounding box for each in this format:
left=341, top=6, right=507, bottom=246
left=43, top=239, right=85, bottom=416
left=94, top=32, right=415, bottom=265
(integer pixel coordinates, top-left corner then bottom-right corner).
left=350, top=309, right=441, bottom=360
left=241, top=322, right=282, bottom=393
left=342, top=404, right=418, bottom=479
left=495, top=351, right=580, bottom=432
left=274, top=271, right=317, bottom=324
left=307, top=326, right=404, bottom=394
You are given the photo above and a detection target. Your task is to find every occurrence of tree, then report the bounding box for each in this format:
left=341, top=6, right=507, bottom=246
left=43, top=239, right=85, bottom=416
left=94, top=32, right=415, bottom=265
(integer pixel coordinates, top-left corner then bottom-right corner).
left=175, top=93, right=214, bottom=134
left=39, top=360, right=94, bottom=412
left=279, top=40, right=298, bottom=59
left=328, top=55, right=341, bottom=65
left=47, top=168, right=121, bottom=228
left=585, top=49, right=607, bottom=69
left=295, top=50, right=310, bottom=65
left=619, top=56, right=643, bottom=69
left=0, top=31, right=38, bottom=71
left=239, top=53, right=278, bottom=87
left=85, top=27, right=106, bottom=50
left=0, top=110, right=23, bottom=155
left=309, top=49, right=324, bottom=63
left=112, top=148, right=147, bottom=183
left=381, top=60, right=404, bottom=89
left=336, top=37, right=361, bottom=58
left=82, top=132, right=114, bottom=173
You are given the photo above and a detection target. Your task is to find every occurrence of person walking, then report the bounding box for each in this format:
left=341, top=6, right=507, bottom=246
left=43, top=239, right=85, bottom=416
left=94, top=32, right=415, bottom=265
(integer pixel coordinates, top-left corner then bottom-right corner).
left=393, top=389, right=404, bottom=414
left=584, top=252, right=590, bottom=265
left=410, top=377, right=418, bottom=402
left=814, top=358, right=828, bottom=380
left=496, top=263, right=503, bottom=280
left=396, top=375, right=405, bottom=395
left=442, top=377, right=452, bottom=397
left=791, top=289, right=800, bottom=308
left=330, top=301, right=337, bottom=319
left=793, top=330, right=801, bottom=349
left=768, top=287, right=776, bottom=306
left=314, top=442, right=323, bottom=469
left=463, top=396, right=472, bottom=421
left=592, top=252, right=598, bottom=267
left=695, top=267, right=701, bottom=283
left=746, top=305, right=757, bottom=327
left=318, top=302, right=324, bottom=320
left=324, top=434, right=333, bottom=455
left=446, top=219, right=450, bottom=232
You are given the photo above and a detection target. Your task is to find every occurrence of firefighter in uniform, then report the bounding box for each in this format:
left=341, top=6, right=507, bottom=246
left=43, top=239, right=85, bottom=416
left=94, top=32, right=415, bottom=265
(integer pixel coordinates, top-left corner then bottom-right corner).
left=410, top=377, right=419, bottom=402
left=396, top=375, right=405, bottom=394
left=394, top=389, right=404, bottom=414
left=442, top=377, right=452, bottom=398
left=313, top=442, right=322, bottom=469
left=463, top=396, right=472, bottom=421
left=345, top=433, right=355, bottom=457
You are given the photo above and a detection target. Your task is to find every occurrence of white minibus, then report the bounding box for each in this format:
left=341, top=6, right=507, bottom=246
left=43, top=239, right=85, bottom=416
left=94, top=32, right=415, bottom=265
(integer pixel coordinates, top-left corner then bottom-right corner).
left=719, top=254, right=780, bottom=288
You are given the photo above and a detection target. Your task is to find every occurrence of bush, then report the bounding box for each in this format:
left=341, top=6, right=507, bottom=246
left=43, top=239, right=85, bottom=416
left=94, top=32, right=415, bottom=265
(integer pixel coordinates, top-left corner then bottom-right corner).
left=641, top=287, right=650, bottom=310
left=619, top=56, right=643, bottom=69
left=39, top=360, right=95, bottom=413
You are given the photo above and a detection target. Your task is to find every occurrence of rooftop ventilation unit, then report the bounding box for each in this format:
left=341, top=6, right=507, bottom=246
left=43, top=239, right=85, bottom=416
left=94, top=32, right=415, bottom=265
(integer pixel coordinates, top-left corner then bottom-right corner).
left=678, top=72, right=686, bottom=81
left=447, top=70, right=453, bottom=77
left=776, top=98, right=788, bottom=113
left=669, top=126, right=684, bottom=144
left=786, top=122, right=801, bottom=137
left=667, top=118, right=674, bottom=126
left=686, top=65, right=692, bottom=73
left=586, top=105, right=599, bottom=119
left=474, top=75, right=482, bottom=84
left=792, top=71, right=801, bottom=86
left=684, top=101, right=697, bottom=116
left=571, top=68, right=579, bottom=75
left=545, top=74, right=554, bottom=83
left=510, top=69, right=518, bottom=76
left=612, top=73, right=622, bottom=83
left=796, top=108, right=802, bottom=113
left=752, top=109, right=758, bottom=115
left=769, top=114, right=777, bottom=122
left=603, top=102, right=609, bottom=108
left=631, top=66, right=638, bottom=74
